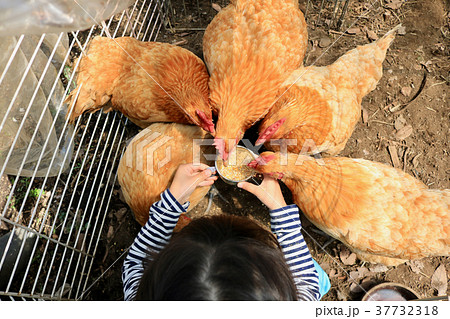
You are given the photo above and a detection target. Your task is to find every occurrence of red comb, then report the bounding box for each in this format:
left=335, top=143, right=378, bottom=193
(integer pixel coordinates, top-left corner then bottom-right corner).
left=196, top=109, right=215, bottom=134
left=255, top=118, right=286, bottom=145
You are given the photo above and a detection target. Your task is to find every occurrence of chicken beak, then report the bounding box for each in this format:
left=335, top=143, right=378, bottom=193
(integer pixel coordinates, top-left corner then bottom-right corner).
left=213, top=138, right=229, bottom=162
left=213, top=130, right=243, bottom=164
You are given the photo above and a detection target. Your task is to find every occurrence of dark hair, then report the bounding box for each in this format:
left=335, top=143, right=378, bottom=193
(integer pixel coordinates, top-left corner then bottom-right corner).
left=136, top=214, right=297, bottom=300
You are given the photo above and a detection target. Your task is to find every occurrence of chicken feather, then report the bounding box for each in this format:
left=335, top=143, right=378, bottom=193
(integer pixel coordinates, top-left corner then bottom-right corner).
left=249, top=151, right=450, bottom=266
left=118, top=123, right=213, bottom=226
left=257, top=25, right=401, bottom=156
left=65, top=36, right=214, bottom=133
left=203, top=0, right=308, bottom=160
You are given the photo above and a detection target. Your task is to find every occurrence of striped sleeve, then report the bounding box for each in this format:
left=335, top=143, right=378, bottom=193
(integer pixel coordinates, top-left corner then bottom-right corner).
left=270, top=204, right=321, bottom=301
left=122, top=189, right=189, bottom=301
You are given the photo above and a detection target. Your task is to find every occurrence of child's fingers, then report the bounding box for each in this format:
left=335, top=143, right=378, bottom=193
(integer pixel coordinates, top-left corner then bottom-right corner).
left=198, top=176, right=217, bottom=186
left=192, top=169, right=213, bottom=187
left=198, top=179, right=216, bottom=187
left=190, top=163, right=210, bottom=172
left=237, top=181, right=264, bottom=198
left=262, top=175, right=279, bottom=187
left=198, top=175, right=217, bottom=186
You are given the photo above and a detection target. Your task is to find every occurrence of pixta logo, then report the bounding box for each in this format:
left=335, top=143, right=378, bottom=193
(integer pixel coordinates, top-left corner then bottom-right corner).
left=125, top=129, right=173, bottom=176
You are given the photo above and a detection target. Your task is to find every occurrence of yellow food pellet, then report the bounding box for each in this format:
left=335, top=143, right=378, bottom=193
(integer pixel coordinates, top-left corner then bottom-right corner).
left=217, top=147, right=255, bottom=181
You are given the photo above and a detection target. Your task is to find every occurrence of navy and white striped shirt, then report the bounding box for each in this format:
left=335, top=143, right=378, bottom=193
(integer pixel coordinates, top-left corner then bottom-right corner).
left=122, top=189, right=320, bottom=301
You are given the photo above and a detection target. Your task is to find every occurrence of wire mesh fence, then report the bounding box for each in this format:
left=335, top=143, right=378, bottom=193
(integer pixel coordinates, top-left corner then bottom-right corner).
left=0, top=0, right=351, bottom=300
left=0, top=0, right=168, bottom=301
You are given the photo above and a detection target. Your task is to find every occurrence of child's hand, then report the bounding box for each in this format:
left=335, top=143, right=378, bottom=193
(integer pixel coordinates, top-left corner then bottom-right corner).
left=237, top=175, right=287, bottom=210
left=169, top=163, right=217, bottom=204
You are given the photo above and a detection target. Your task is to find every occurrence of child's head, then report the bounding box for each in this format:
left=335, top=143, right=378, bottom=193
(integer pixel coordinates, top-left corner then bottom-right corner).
left=136, top=214, right=297, bottom=300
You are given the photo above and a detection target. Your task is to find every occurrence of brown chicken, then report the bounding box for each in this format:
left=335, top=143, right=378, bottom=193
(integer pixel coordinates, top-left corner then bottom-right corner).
left=118, top=123, right=213, bottom=226
left=256, top=26, right=400, bottom=156
left=248, top=151, right=450, bottom=266
left=65, top=36, right=214, bottom=133
left=203, top=0, right=308, bottom=160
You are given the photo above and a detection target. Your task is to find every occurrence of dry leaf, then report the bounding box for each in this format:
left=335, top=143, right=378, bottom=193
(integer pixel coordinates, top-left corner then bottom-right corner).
left=395, top=124, right=413, bottom=140
left=407, top=260, right=425, bottom=275
left=319, top=36, right=332, bottom=48
left=347, top=27, right=361, bottom=35
left=212, top=3, right=222, bottom=12
left=388, top=75, right=398, bottom=84
left=421, top=60, right=433, bottom=72
left=114, top=207, right=128, bottom=221
left=388, top=145, right=401, bottom=168
left=320, top=262, right=331, bottom=272
left=412, top=153, right=421, bottom=168
left=329, top=269, right=337, bottom=278
left=431, top=264, right=448, bottom=296
left=357, top=267, right=370, bottom=278
left=394, top=114, right=407, bottom=130
left=385, top=0, right=404, bottom=10
left=401, top=86, right=412, bottom=97
left=398, top=25, right=407, bottom=35
left=369, top=264, right=390, bottom=273
left=350, top=282, right=364, bottom=293
left=75, top=233, right=85, bottom=251
left=349, top=271, right=359, bottom=281
left=367, top=30, right=379, bottom=41
left=337, top=290, right=348, bottom=301
left=340, top=246, right=357, bottom=265
left=106, top=225, right=114, bottom=241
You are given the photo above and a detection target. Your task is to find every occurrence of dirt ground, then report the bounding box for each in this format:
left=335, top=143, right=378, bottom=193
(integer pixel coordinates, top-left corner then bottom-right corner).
left=87, top=0, right=449, bottom=301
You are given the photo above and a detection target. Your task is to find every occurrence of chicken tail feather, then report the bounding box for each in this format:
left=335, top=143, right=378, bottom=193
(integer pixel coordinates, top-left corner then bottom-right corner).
left=378, top=24, right=402, bottom=50
left=64, top=84, right=111, bottom=123
left=328, top=23, right=400, bottom=100
left=64, top=36, right=121, bottom=123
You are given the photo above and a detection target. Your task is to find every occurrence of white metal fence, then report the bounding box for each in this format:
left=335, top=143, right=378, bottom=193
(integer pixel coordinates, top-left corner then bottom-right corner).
left=0, top=0, right=168, bottom=300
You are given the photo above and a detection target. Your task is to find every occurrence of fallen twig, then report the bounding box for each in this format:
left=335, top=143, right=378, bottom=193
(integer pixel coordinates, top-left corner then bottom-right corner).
left=172, top=39, right=188, bottom=46
left=370, top=120, right=394, bottom=125
left=403, top=146, right=409, bottom=171
left=329, top=30, right=355, bottom=37
left=173, top=27, right=206, bottom=32
left=390, top=71, right=427, bottom=114
left=388, top=145, right=401, bottom=168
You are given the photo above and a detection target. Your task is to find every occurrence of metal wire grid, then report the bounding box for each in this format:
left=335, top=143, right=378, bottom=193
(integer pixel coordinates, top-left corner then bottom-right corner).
left=0, top=0, right=168, bottom=300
